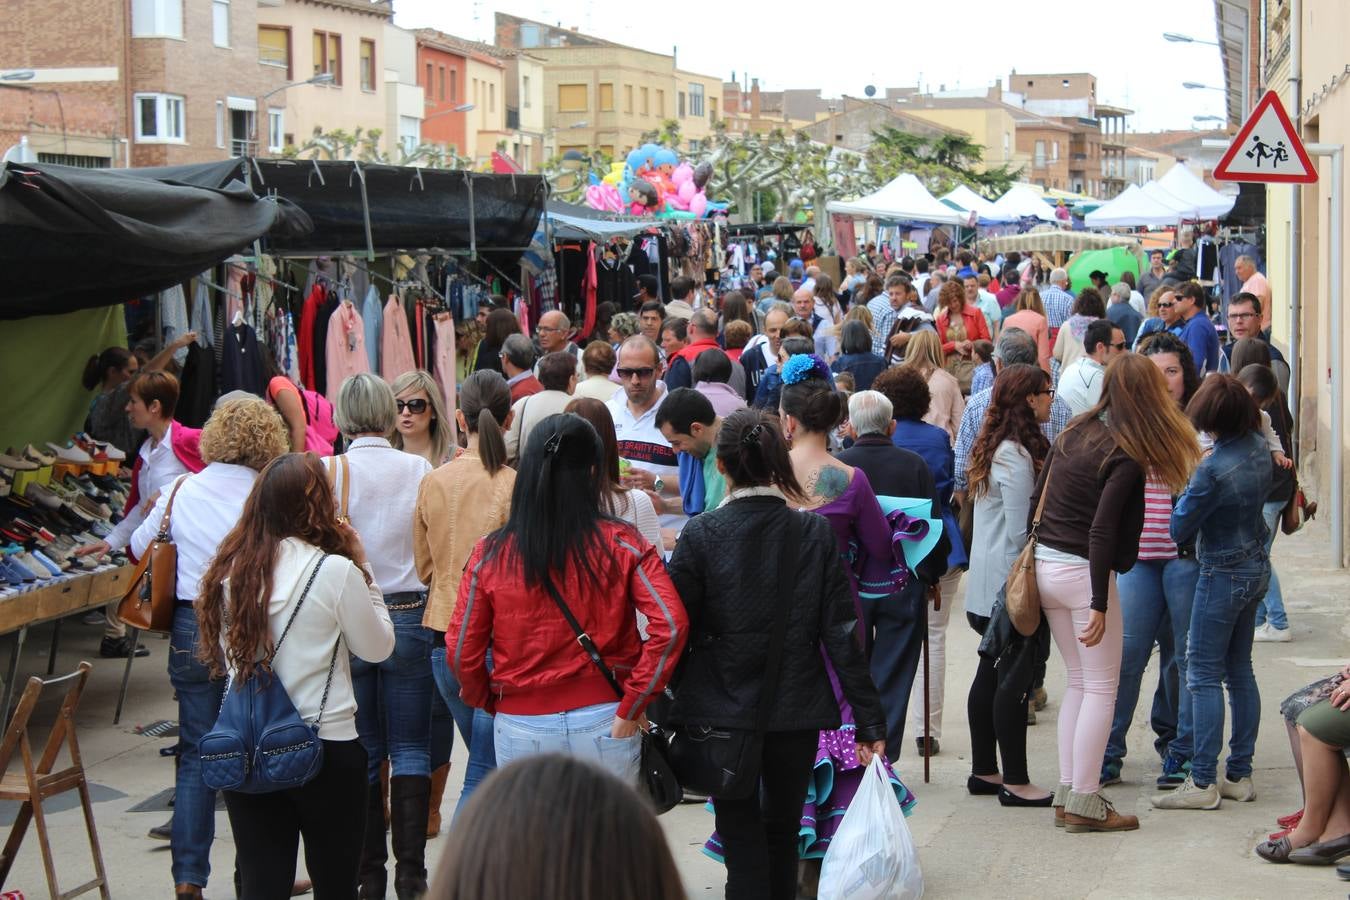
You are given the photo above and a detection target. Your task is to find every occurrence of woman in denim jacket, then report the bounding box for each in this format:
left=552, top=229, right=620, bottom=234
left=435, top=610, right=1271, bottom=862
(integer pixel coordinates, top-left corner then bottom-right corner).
left=1154, top=375, right=1272, bottom=811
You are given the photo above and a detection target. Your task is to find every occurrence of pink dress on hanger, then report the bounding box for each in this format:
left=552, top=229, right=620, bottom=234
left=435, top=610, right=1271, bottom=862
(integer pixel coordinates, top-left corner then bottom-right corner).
left=382, top=294, right=417, bottom=381
left=432, top=314, right=459, bottom=449
left=324, top=300, right=371, bottom=401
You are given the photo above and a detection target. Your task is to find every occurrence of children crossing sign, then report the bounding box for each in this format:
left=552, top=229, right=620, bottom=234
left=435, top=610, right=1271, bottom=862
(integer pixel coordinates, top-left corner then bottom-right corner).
left=1214, top=90, right=1318, bottom=183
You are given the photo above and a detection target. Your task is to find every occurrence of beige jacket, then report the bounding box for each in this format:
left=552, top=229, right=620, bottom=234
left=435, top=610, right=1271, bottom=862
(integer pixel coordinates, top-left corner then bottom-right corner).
left=415, top=453, right=516, bottom=632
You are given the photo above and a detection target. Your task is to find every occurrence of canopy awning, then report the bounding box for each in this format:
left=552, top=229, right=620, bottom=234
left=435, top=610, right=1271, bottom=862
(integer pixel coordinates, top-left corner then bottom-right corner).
left=939, top=184, right=1002, bottom=223
left=826, top=173, right=968, bottom=226
left=978, top=227, right=1142, bottom=254
left=1151, top=165, right=1236, bottom=219
left=988, top=184, right=1058, bottom=222
left=545, top=200, right=667, bottom=241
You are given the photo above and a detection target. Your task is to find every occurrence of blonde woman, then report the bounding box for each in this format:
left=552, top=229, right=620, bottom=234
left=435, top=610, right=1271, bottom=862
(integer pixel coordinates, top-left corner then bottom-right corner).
left=1002, top=288, right=1052, bottom=374
left=903, top=329, right=966, bottom=444
left=391, top=369, right=454, bottom=466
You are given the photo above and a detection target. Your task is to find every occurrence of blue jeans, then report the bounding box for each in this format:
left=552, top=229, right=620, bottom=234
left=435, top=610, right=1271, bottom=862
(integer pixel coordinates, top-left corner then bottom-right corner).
left=1105, top=557, right=1199, bottom=773
left=168, top=605, right=226, bottom=888
left=351, top=597, right=433, bottom=781
left=1186, top=555, right=1269, bottom=786
left=1255, top=500, right=1288, bottom=629
left=494, top=701, right=640, bottom=785
left=429, top=641, right=496, bottom=818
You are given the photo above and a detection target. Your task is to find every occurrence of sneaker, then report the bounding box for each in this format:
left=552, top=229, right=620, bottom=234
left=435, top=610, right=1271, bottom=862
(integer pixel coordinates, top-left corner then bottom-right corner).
left=1151, top=774, right=1221, bottom=810
left=1253, top=623, right=1292, bottom=643
left=1100, top=762, right=1122, bottom=788
left=915, top=736, right=940, bottom=757
left=99, top=636, right=150, bottom=659
left=1157, top=756, right=1190, bottom=790
left=1220, top=774, right=1256, bottom=802
left=1031, top=686, right=1049, bottom=711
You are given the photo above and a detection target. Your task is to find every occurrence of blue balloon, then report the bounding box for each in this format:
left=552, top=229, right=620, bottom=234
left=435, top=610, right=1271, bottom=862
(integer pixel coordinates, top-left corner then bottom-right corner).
left=654, top=148, right=679, bottom=168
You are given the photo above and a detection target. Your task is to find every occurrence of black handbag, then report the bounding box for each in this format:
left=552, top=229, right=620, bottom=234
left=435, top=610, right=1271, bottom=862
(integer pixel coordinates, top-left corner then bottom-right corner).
left=666, top=512, right=803, bottom=800
left=541, top=577, right=683, bottom=814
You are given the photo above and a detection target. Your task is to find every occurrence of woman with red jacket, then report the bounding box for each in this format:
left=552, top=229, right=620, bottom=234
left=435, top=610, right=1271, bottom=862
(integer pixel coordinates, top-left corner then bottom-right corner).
left=448, top=412, right=687, bottom=784
left=934, top=279, right=992, bottom=393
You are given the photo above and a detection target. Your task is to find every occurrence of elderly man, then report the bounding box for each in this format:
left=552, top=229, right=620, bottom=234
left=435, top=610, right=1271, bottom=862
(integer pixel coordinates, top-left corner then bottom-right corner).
left=1106, top=282, right=1143, bottom=347
left=664, top=310, right=720, bottom=391
left=1234, top=255, right=1273, bottom=334
left=1040, top=268, right=1075, bottom=332
left=500, top=333, right=542, bottom=402
left=606, top=336, right=683, bottom=534
left=535, top=310, right=583, bottom=377
left=836, top=390, right=949, bottom=757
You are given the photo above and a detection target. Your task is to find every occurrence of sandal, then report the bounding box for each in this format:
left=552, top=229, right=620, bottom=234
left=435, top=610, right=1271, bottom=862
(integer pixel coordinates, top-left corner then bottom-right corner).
left=1255, top=836, right=1296, bottom=863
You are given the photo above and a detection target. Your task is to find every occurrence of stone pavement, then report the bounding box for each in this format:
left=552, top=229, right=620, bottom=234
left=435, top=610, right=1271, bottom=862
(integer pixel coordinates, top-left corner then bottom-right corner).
left=0, top=521, right=1344, bottom=898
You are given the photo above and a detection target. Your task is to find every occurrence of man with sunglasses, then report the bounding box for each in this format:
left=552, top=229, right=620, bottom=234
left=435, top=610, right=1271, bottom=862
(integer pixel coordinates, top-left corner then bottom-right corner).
left=1058, top=320, right=1125, bottom=416
left=606, top=336, right=684, bottom=539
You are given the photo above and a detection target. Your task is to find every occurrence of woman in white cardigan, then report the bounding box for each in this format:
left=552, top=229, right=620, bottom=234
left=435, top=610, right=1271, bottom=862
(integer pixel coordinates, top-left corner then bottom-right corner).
left=197, top=451, right=394, bottom=900
left=963, top=364, right=1055, bottom=806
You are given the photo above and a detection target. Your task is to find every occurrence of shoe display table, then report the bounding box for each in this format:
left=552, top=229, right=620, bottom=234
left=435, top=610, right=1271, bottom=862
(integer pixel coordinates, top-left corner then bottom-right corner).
left=0, top=565, right=135, bottom=724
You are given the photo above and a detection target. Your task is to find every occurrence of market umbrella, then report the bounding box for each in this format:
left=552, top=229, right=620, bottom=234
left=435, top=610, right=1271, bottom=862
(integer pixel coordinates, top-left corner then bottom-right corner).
left=1066, top=246, right=1140, bottom=291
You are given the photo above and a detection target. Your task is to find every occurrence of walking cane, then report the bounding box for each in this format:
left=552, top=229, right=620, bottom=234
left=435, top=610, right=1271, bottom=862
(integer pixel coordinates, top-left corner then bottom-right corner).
left=923, top=584, right=939, bottom=784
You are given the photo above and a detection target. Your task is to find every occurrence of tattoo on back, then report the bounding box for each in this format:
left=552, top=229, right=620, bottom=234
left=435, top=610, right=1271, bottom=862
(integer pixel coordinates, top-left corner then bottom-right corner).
left=811, top=465, right=850, bottom=502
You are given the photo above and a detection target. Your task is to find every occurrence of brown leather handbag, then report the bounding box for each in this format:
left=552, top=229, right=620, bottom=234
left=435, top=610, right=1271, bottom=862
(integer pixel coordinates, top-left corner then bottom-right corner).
left=117, top=477, right=187, bottom=633
left=1005, top=459, right=1053, bottom=637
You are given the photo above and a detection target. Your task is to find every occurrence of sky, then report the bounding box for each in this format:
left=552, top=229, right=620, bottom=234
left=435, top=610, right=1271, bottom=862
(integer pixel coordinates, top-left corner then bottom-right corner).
left=393, top=0, right=1231, bottom=133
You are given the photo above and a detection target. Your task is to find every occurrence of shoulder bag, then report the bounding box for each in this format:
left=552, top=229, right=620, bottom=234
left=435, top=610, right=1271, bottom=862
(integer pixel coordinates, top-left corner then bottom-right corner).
left=541, top=573, right=682, bottom=814
left=326, top=455, right=351, bottom=525
left=1005, top=457, right=1053, bottom=638
left=666, top=511, right=803, bottom=800
left=117, top=476, right=188, bottom=633
left=199, top=554, right=341, bottom=794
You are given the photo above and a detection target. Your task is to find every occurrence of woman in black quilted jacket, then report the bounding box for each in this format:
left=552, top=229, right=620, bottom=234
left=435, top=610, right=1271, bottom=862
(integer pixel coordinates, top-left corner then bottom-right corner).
left=667, top=407, right=887, bottom=900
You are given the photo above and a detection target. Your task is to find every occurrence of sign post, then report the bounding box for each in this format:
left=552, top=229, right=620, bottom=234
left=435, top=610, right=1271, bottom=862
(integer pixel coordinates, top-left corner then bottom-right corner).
left=1213, top=90, right=1318, bottom=184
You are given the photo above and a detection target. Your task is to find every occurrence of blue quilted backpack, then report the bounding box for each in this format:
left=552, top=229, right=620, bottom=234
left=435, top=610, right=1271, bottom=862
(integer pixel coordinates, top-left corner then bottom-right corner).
left=200, top=554, right=341, bottom=794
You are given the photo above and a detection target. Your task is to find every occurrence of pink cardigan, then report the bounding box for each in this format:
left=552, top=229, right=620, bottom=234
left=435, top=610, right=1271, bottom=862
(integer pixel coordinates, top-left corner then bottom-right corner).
left=1002, top=310, right=1052, bottom=373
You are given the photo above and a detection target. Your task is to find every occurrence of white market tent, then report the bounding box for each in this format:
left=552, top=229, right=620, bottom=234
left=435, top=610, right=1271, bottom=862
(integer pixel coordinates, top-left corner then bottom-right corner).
left=1085, top=183, right=1187, bottom=227
left=827, top=173, right=969, bottom=226
left=987, top=184, right=1058, bottom=222
left=939, top=184, right=1001, bottom=222
left=1085, top=167, right=1235, bottom=227
left=1152, top=165, right=1236, bottom=219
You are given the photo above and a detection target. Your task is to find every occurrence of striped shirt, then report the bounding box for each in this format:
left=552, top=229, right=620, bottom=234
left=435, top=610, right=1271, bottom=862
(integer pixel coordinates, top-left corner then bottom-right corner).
left=1137, top=474, right=1178, bottom=561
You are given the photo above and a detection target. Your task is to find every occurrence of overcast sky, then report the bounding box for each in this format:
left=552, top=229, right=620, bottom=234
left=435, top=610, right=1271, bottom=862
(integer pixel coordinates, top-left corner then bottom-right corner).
left=394, top=0, right=1230, bottom=133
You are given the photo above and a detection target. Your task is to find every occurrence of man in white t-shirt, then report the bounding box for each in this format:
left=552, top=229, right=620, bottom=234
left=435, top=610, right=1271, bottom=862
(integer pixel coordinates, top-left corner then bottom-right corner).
left=1057, top=320, right=1124, bottom=415
left=606, top=336, right=684, bottom=538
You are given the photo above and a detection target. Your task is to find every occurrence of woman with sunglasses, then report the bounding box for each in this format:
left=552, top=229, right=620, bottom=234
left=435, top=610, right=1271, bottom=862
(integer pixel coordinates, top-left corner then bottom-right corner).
left=390, top=370, right=454, bottom=467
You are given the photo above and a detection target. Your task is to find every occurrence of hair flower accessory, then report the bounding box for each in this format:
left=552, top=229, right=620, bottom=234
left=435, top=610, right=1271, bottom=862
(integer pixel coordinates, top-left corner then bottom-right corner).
left=781, top=354, right=831, bottom=386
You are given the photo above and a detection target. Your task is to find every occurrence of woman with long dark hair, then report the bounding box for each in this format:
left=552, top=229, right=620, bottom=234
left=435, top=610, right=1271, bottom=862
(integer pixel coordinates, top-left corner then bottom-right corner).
left=564, top=398, right=662, bottom=548
left=415, top=370, right=517, bottom=822
left=964, top=364, right=1054, bottom=806
left=667, top=407, right=886, bottom=900
left=473, top=308, right=520, bottom=374
left=448, top=414, right=687, bottom=782
left=1034, top=354, right=1199, bottom=833
left=197, top=453, right=394, bottom=899
left=1153, top=375, right=1272, bottom=812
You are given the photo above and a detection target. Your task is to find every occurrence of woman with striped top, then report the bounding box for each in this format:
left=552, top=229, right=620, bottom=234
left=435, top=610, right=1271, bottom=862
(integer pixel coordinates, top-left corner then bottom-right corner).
left=1100, top=333, right=1202, bottom=789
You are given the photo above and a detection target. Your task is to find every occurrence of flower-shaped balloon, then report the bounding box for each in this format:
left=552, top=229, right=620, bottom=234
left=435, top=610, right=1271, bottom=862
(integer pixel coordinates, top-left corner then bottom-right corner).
left=781, top=353, right=832, bottom=386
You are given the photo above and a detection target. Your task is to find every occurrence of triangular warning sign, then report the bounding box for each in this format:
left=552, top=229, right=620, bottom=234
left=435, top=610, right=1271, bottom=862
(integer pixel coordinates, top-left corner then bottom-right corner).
left=1214, top=89, right=1317, bottom=183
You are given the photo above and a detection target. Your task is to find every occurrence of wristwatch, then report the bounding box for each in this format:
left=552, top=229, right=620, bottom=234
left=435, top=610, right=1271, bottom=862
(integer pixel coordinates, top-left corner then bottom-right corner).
left=653, top=476, right=665, bottom=492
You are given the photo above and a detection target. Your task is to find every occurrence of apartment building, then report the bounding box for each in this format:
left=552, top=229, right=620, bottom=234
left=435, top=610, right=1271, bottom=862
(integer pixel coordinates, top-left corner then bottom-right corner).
left=1004, top=72, right=1132, bottom=199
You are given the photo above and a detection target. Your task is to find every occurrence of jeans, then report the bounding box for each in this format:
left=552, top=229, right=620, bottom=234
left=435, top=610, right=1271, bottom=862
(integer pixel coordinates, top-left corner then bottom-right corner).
left=1105, top=556, right=1200, bottom=774
left=224, top=739, right=367, bottom=900
left=168, top=605, right=226, bottom=888
left=429, top=639, right=496, bottom=817
left=1037, top=561, right=1123, bottom=793
left=713, top=730, right=819, bottom=900
left=351, top=597, right=433, bottom=782
left=1186, top=555, right=1268, bottom=786
left=494, top=701, right=639, bottom=785
left=1255, top=500, right=1288, bottom=629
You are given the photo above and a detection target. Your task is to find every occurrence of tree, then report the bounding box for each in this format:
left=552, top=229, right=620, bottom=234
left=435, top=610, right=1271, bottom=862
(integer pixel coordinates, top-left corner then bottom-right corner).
left=864, top=127, right=1020, bottom=197
left=540, top=147, right=615, bottom=204
left=638, top=119, right=682, bottom=148
left=287, top=125, right=474, bottom=169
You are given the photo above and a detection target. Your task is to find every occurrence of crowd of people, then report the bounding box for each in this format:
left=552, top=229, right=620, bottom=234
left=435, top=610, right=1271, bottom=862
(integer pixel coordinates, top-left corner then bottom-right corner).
left=57, top=237, right=1340, bottom=899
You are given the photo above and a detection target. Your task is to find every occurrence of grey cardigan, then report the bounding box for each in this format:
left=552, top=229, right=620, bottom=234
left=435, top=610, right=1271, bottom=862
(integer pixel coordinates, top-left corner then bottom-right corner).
left=965, top=441, right=1036, bottom=618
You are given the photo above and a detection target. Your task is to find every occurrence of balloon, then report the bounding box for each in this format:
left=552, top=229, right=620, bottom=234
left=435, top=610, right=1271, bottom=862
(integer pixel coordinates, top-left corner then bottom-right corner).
left=689, top=194, right=707, bottom=217
left=585, top=183, right=622, bottom=213
left=693, top=161, right=713, bottom=190
left=678, top=178, right=696, bottom=203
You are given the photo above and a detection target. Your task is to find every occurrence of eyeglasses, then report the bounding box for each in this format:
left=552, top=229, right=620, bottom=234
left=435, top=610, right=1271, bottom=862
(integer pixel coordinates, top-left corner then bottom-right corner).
left=616, top=367, right=656, bottom=380
left=1038, top=389, right=1056, bottom=397
left=537, top=325, right=566, bottom=333
left=1157, top=302, right=1175, bottom=309
left=396, top=399, right=429, bottom=414
left=1228, top=311, right=1257, bottom=321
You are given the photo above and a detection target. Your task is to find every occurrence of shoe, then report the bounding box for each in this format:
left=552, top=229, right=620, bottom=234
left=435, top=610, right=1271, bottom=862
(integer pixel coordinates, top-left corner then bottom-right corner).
left=1338, top=861, right=1350, bottom=880
left=1031, top=686, right=1048, bottom=711
left=998, top=787, right=1053, bottom=807
left=1255, top=835, right=1296, bottom=863
left=1288, top=832, right=1350, bottom=865
left=1063, top=790, right=1140, bottom=833
left=1026, top=706, right=1037, bottom=725
left=1052, top=783, right=1070, bottom=828
left=1253, top=623, right=1292, bottom=642
left=148, top=817, right=172, bottom=840
left=1100, top=762, right=1122, bottom=788
left=1151, top=774, right=1221, bottom=810
left=390, top=774, right=431, bottom=899
left=1157, top=755, right=1190, bottom=790
left=1220, top=774, right=1256, bottom=802
left=82, top=609, right=106, bottom=625
left=967, top=774, right=1002, bottom=796
left=358, top=780, right=388, bottom=900
left=99, top=636, right=149, bottom=658
left=426, top=763, right=450, bottom=838
left=46, top=443, right=92, bottom=464
left=915, top=736, right=940, bottom=757
left=291, top=879, right=313, bottom=896
left=1278, top=808, right=1305, bottom=828
left=175, top=884, right=203, bottom=900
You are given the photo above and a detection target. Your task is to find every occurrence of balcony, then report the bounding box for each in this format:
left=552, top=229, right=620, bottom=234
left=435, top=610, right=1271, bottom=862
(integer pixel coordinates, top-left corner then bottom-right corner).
left=230, top=138, right=257, bottom=158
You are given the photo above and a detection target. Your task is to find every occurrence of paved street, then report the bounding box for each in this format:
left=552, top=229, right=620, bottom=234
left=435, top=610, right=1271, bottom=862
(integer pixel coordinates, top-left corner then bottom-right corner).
left=0, top=519, right=1345, bottom=899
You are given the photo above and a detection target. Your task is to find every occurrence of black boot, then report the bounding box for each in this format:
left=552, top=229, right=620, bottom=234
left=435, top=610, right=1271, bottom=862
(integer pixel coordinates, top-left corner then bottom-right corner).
left=358, top=780, right=389, bottom=899
left=390, top=775, right=431, bottom=900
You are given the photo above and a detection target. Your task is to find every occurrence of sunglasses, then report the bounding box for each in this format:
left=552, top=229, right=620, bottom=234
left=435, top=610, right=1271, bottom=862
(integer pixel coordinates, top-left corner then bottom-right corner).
left=1157, top=302, right=1175, bottom=309
left=616, top=367, right=656, bottom=380
left=1112, top=341, right=1128, bottom=350
left=396, top=399, right=429, bottom=414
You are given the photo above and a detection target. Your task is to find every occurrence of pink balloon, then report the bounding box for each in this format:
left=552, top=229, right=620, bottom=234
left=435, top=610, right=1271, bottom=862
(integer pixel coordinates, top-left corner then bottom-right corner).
left=678, top=179, right=696, bottom=203
left=672, top=162, right=694, bottom=185
left=689, top=194, right=707, bottom=217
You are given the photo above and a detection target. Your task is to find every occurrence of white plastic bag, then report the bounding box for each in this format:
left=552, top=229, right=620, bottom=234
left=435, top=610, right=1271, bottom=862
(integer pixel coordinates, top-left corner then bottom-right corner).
left=817, top=755, right=923, bottom=900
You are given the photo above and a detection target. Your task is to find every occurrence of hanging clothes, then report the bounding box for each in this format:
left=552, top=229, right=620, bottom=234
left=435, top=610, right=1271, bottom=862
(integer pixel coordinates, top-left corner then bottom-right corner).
left=220, top=322, right=266, bottom=396
left=324, top=300, right=371, bottom=401
left=176, top=342, right=217, bottom=428
left=312, top=288, right=340, bottom=396
left=381, top=294, right=417, bottom=381
left=159, top=284, right=191, bottom=367
left=361, top=284, right=383, bottom=372
left=298, top=283, right=325, bottom=390
left=191, top=278, right=214, bottom=348
left=432, top=313, right=459, bottom=448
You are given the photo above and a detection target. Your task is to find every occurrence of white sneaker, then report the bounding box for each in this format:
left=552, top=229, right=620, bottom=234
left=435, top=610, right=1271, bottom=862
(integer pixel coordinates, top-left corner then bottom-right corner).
left=1220, top=775, right=1256, bottom=802
left=1151, top=774, right=1221, bottom=810
left=1254, top=623, right=1292, bottom=643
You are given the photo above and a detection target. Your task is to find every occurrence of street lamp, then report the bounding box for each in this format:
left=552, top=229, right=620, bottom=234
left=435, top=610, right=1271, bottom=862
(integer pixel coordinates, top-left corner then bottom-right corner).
left=1183, top=82, right=1224, bottom=91
left=0, top=70, right=35, bottom=82
left=1163, top=32, right=1220, bottom=46
left=252, top=72, right=334, bottom=157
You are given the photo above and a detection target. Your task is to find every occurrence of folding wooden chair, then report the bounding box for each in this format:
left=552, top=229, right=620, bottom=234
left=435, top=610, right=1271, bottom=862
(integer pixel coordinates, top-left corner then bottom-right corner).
left=0, top=662, right=110, bottom=899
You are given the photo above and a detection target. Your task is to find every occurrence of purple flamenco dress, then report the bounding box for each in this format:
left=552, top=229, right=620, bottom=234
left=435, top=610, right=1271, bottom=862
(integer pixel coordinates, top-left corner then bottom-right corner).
left=704, top=467, right=916, bottom=864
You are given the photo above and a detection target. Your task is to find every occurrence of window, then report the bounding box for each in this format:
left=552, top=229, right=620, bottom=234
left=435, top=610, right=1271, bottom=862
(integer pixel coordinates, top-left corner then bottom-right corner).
left=437, top=66, right=444, bottom=101
left=449, top=70, right=457, bottom=102
left=268, top=109, right=284, bottom=153
left=688, top=139, right=701, bottom=153
left=1051, top=141, right=1059, bottom=161
left=709, top=96, right=718, bottom=123
left=522, top=75, right=531, bottom=107
left=640, top=86, right=649, bottom=116
left=258, top=26, right=290, bottom=77
left=623, top=84, right=633, bottom=114
left=398, top=115, right=419, bottom=154
left=131, top=0, right=182, bottom=37
left=134, top=93, right=184, bottom=142
left=489, top=82, right=495, bottom=112
left=559, top=83, right=587, bottom=112
left=212, top=0, right=229, bottom=47
left=1034, top=140, right=1046, bottom=167
left=598, top=83, right=614, bottom=111
left=655, top=89, right=664, bottom=117
left=678, top=91, right=686, bottom=118
left=359, top=39, right=375, bottom=92
left=313, top=31, right=341, bottom=85
left=599, top=145, right=614, bottom=157
left=688, top=83, right=704, bottom=117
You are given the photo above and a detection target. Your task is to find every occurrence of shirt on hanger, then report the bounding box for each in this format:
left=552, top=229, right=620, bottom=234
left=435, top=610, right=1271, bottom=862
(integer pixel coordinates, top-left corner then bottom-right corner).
left=325, top=301, right=371, bottom=401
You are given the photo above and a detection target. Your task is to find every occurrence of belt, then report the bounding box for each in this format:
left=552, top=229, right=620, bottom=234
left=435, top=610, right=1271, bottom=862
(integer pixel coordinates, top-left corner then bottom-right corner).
left=385, top=591, right=427, bottom=611
left=175, top=599, right=194, bottom=609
